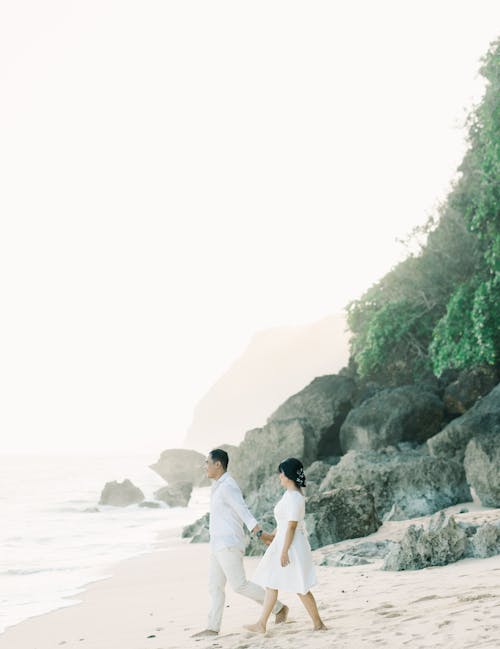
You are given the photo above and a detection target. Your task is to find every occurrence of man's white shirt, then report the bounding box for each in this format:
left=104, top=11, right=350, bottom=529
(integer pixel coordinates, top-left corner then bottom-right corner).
left=209, top=472, right=257, bottom=552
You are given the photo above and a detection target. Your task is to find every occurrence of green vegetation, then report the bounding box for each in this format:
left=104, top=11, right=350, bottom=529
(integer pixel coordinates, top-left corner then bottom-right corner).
left=347, top=38, right=500, bottom=384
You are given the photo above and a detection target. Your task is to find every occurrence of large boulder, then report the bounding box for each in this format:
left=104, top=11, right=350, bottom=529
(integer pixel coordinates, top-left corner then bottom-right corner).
left=229, top=419, right=316, bottom=494
left=428, top=383, right=500, bottom=463
left=99, top=479, right=144, bottom=507
left=383, top=513, right=468, bottom=571
left=443, top=365, right=498, bottom=416
left=320, top=448, right=471, bottom=519
left=464, top=432, right=500, bottom=507
left=339, top=385, right=444, bottom=453
left=267, top=374, right=357, bottom=456
left=230, top=375, right=357, bottom=494
left=154, top=481, right=193, bottom=507
left=149, top=449, right=208, bottom=487
left=305, top=486, right=380, bottom=550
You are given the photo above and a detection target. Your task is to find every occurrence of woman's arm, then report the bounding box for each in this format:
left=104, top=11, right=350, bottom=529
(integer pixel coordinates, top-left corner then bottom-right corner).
left=281, top=521, right=297, bottom=566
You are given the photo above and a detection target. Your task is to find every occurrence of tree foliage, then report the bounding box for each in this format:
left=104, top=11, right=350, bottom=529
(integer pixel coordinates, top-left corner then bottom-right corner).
left=347, top=38, right=500, bottom=383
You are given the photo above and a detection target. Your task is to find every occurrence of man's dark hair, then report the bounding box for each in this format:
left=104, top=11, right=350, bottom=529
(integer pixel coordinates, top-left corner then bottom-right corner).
left=209, top=448, right=229, bottom=470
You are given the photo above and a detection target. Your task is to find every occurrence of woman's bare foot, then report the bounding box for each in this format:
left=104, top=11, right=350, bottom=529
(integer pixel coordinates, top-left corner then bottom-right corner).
left=313, top=622, right=328, bottom=631
left=244, top=622, right=266, bottom=634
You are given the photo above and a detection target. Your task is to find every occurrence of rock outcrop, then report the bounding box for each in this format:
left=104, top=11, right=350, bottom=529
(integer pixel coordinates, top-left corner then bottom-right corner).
left=383, top=513, right=468, bottom=570
left=464, top=432, right=500, bottom=507
left=320, top=540, right=397, bottom=567
left=229, top=419, right=317, bottom=494
left=305, top=486, right=380, bottom=550
left=427, top=383, right=500, bottom=462
left=320, top=449, right=471, bottom=519
left=154, top=481, right=193, bottom=507
left=229, top=375, right=357, bottom=493
left=383, top=512, right=500, bottom=570
left=150, top=449, right=208, bottom=487
left=443, top=365, right=498, bottom=416
left=99, top=479, right=144, bottom=507
left=268, top=375, right=357, bottom=456
left=469, top=522, right=500, bottom=558
left=339, top=385, right=444, bottom=453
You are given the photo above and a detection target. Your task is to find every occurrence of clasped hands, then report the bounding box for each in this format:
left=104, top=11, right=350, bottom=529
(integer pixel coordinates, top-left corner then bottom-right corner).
left=252, top=525, right=274, bottom=546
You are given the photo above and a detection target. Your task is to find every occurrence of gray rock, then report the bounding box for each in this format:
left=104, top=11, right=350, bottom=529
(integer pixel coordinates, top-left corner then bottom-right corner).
left=464, top=432, right=500, bottom=507
left=428, top=383, right=500, bottom=463
left=149, top=448, right=209, bottom=487
left=182, top=513, right=210, bottom=543
left=383, top=513, right=468, bottom=570
left=268, top=375, right=357, bottom=456
left=468, top=522, right=500, bottom=558
left=155, top=481, right=193, bottom=507
left=245, top=474, right=281, bottom=520
left=320, top=540, right=397, bottom=567
left=383, top=513, right=500, bottom=570
left=444, top=365, right=498, bottom=415
left=305, top=486, right=380, bottom=550
left=305, top=460, right=335, bottom=485
left=139, top=501, right=162, bottom=509
left=230, top=375, right=357, bottom=494
left=99, top=479, right=145, bottom=507
left=320, top=449, right=471, bottom=519
left=339, top=386, right=444, bottom=453
left=230, top=419, right=316, bottom=494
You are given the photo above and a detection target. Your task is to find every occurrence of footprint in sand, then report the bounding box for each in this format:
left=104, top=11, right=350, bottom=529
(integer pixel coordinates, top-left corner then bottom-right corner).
left=411, top=594, right=441, bottom=604
left=438, top=620, right=451, bottom=628
left=371, top=603, right=394, bottom=611
left=459, top=593, right=495, bottom=603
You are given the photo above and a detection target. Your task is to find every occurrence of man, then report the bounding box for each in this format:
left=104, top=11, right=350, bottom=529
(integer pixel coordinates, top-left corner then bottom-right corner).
left=192, top=448, right=289, bottom=637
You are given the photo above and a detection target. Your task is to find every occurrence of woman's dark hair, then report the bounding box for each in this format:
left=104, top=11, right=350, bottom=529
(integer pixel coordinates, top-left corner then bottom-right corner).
left=278, top=458, right=306, bottom=488
left=209, top=448, right=229, bottom=470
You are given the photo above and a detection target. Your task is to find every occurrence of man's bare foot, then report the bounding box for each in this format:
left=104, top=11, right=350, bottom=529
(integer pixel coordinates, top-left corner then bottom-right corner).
left=190, top=629, right=218, bottom=638
left=313, top=622, right=328, bottom=631
left=243, top=622, right=266, bottom=634
left=275, top=604, right=289, bottom=624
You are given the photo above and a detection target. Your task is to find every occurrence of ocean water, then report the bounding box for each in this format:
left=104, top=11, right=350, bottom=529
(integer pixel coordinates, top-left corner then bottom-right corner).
left=0, top=453, right=210, bottom=634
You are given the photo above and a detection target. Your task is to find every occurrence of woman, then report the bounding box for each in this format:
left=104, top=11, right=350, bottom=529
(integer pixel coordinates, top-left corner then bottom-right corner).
left=244, top=458, right=326, bottom=634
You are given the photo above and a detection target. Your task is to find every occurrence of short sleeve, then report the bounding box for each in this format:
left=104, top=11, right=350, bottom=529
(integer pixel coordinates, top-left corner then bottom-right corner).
left=286, top=492, right=304, bottom=522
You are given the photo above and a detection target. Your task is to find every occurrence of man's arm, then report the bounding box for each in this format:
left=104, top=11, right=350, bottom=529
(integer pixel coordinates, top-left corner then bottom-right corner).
left=222, top=481, right=258, bottom=532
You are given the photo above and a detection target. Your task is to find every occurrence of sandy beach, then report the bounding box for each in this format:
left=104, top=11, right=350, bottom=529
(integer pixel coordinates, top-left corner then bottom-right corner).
left=2, top=507, right=499, bottom=649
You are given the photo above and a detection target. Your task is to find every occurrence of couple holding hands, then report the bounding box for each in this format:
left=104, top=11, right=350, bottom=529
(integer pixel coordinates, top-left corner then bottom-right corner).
left=192, top=449, right=326, bottom=637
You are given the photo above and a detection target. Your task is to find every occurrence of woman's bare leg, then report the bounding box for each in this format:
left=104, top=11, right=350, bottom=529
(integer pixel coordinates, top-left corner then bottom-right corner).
left=297, top=591, right=327, bottom=630
left=244, top=588, right=278, bottom=633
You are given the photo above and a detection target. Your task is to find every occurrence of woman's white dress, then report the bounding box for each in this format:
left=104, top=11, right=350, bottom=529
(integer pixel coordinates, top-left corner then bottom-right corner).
left=252, top=489, right=317, bottom=595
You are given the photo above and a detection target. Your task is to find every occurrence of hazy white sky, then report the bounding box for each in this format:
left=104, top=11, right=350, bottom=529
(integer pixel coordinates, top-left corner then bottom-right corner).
left=1, top=1, right=498, bottom=454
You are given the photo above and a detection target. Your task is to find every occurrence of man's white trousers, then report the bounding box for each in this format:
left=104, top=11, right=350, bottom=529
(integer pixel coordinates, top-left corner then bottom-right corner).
left=207, top=546, right=283, bottom=632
